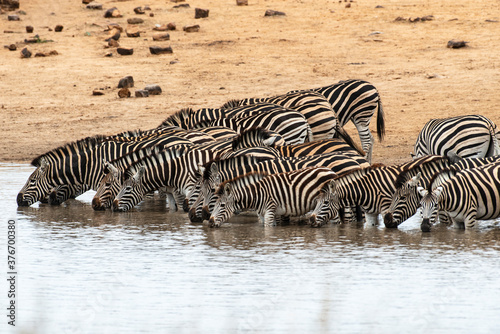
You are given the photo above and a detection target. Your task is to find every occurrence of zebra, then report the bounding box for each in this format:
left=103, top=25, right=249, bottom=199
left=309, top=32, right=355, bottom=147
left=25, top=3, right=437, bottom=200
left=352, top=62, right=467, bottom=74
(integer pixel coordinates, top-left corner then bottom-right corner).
left=161, top=104, right=313, bottom=145
left=91, top=129, right=221, bottom=211
left=384, top=155, right=500, bottom=228
left=231, top=127, right=365, bottom=158
left=208, top=167, right=337, bottom=227
left=221, top=90, right=339, bottom=141
left=412, top=114, right=500, bottom=159
left=417, top=161, right=500, bottom=231
left=188, top=151, right=369, bottom=223
left=17, top=128, right=200, bottom=207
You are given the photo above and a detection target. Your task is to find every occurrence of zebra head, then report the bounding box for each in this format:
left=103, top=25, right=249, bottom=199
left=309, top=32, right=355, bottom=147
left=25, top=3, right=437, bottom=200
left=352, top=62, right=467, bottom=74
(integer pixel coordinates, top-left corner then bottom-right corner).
left=309, top=180, right=341, bottom=228
left=209, top=172, right=266, bottom=228
left=231, top=127, right=285, bottom=151
left=384, top=172, right=422, bottom=228
left=112, top=165, right=147, bottom=212
left=93, top=161, right=121, bottom=211
left=201, top=162, right=222, bottom=221
left=17, top=157, right=53, bottom=206
left=417, top=186, right=443, bottom=232
left=187, top=165, right=204, bottom=222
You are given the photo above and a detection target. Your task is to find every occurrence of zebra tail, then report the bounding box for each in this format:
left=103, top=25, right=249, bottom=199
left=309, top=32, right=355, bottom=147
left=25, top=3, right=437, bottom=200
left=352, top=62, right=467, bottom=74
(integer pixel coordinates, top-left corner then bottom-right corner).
left=376, top=98, right=386, bottom=142
left=337, top=126, right=366, bottom=157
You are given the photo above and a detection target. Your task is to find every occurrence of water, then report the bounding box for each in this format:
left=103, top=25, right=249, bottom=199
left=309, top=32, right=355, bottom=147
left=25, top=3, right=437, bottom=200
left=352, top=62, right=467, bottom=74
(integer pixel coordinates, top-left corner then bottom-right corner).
left=1, top=163, right=500, bottom=334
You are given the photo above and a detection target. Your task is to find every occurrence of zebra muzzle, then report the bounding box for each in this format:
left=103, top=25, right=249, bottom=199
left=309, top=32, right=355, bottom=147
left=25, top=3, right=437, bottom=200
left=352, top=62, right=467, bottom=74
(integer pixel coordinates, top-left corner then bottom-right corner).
left=188, top=208, right=203, bottom=223
left=182, top=198, right=190, bottom=213
left=112, top=199, right=122, bottom=212
left=92, top=197, right=106, bottom=211
left=17, top=193, right=31, bottom=207
left=201, top=206, right=211, bottom=221
left=421, top=218, right=432, bottom=232
left=383, top=212, right=398, bottom=228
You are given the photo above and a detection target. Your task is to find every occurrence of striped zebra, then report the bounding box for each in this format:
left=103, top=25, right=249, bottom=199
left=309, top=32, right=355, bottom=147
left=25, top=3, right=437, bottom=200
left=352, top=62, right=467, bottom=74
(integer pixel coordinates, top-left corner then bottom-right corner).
left=188, top=151, right=369, bottom=222
left=417, top=161, right=500, bottom=231
left=208, top=167, right=337, bottom=227
left=159, top=103, right=313, bottom=145
left=413, top=115, right=500, bottom=159
left=17, top=127, right=202, bottom=207
left=307, top=156, right=454, bottom=227
left=385, top=155, right=500, bottom=228
left=222, top=90, right=339, bottom=141
left=231, top=127, right=365, bottom=157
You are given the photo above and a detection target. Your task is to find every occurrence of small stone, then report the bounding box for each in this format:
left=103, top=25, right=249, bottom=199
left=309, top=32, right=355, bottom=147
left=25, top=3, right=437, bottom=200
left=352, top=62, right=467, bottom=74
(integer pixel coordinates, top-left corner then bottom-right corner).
left=195, top=8, right=209, bottom=19
left=104, top=7, right=121, bottom=18
left=173, top=4, right=190, bottom=9
left=93, top=90, right=105, bottom=96
left=20, top=47, right=31, bottom=58
left=149, top=46, right=173, bottom=54
left=8, top=15, right=20, bottom=21
left=54, top=25, right=64, bottom=32
left=153, top=24, right=167, bottom=31
left=106, top=24, right=123, bottom=32
left=144, top=6, right=151, bottom=10
left=135, top=90, right=149, bottom=97
left=105, top=29, right=121, bottom=41
left=183, top=24, right=200, bottom=32
left=118, top=88, right=131, bottom=98
left=447, top=39, right=468, bottom=49
left=7, top=44, right=17, bottom=51
left=82, top=0, right=93, bottom=4
left=26, top=26, right=34, bottom=33
left=48, top=50, right=59, bottom=56
left=104, top=52, right=113, bottom=57
left=149, top=13, right=154, bottom=17
left=4, top=30, right=14, bottom=33
left=167, top=22, right=176, bottom=30
left=108, top=39, right=119, bottom=47
left=34, top=52, right=46, bottom=57
left=134, top=6, right=145, bottom=14
left=265, top=10, right=286, bottom=16
left=86, top=3, right=103, bottom=10
left=126, top=27, right=141, bottom=37
left=118, top=76, right=134, bottom=88
left=236, top=0, right=248, bottom=5
left=127, top=18, right=144, bottom=24
left=345, top=3, right=351, bottom=8
left=144, top=84, right=162, bottom=95
left=375, top=5, right=384, bottom=8
left=153, top=33, right=170, bottom=41
left=48, top=28, right=53, bottom=31
left=117, top=47, right=133, bottom=55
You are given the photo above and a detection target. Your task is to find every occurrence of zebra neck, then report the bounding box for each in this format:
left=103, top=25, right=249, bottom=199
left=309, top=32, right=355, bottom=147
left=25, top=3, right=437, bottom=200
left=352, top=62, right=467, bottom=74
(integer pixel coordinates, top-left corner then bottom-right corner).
left=235, top=184, right=261, bottom=213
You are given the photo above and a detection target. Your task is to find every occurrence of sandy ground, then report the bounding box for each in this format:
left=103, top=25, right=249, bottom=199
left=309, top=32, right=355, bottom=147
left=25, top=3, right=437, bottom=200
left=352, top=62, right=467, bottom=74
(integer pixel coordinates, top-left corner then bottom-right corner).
left=1, top=0, right=499, bottom=165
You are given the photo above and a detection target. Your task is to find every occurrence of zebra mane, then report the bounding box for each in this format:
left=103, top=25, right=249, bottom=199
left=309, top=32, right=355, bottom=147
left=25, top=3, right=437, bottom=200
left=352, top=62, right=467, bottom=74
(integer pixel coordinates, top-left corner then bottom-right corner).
left=107, top=144, right=167, bottom=170
left=215, top=171, right=269, bottom=196
left=394, top=155, right=451, bottom=189
left=231, top=127, right=277, bottom=150
left=221, top=99, right=246, bottom=109
left=427, top=167, right=458, bottom=192
left=31, top=134, right=109, bottom=167
left=158, top=108, right=195, bottom=128
left=334, top=163, right=385, bottom=180
left=202, top=154, right=259, bottom=181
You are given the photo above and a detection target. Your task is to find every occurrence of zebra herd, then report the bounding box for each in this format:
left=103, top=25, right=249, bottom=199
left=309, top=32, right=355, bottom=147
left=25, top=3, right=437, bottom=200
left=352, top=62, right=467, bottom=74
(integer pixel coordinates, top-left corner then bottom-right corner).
left=16, top=79, right=500, bottom=231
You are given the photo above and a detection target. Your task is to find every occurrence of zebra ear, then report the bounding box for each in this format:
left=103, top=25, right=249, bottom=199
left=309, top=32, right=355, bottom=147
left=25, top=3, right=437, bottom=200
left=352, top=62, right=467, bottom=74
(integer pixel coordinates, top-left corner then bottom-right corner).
left=224, top=183, right=232, bottom=196
left=40, top=157, right=48, bottom=170
left=197, top=164, right=205, bottom=177
left=417, top=186, right=427, bottom=198
left=133, top=165, right=146, bottom=182
left=409, top=172, right=421, bottom=187
left=263, top=136, right=277, bottom=146
left=328, top=180, right=337, bottom=193
left=210, top=162, right=218, bottom=175
left=434, top=186, right=444, bottom=198
left=410, top=152, right=415, bottom=159
left=106, top=161, right=120, bottom=179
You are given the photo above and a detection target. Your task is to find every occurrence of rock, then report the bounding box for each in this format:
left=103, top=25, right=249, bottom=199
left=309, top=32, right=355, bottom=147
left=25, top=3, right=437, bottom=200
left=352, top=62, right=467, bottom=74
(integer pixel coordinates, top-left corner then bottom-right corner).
left=149, top=46, right=173, bottom=54
left=117, top=47, right=133, bottom=55
left=167, top=22, right=176, bottom=30
left=4, top=30, right=14, bottom=33
left=20, top=47, right=31, bottom=58
left=149, top=13, right=154, bottom=17
left=34, top=52, right=46, bottom=57
left=126, top=27, right=141, bottom=37
left=264, top=10, right=286, bottom=16
left=108, top=39, right=119, bottom=47
left=173, top=4, right=190, bottom=9
left=1, top=0, right=19, bottom=11
left=118, top=88, right=131, bottom=98
left=106, top=24, right=123, bottom=32
left=345, top=3, right=351, bottom=8
left=7, top=44, right=17, bottom=51
left=34, top=50, right=58, bottom=57
left=144, top=6, right=151, bottom=10
left=105, top=29, right=121, bottom=41
left=127, top=18, right=144, bottom=24
left=54, top=25, right=64, bottom=32
left=8, top=14, right=20, bottom=21
left=153, top=24, right=168, bottom=31
left=153, top=33, right=170, bottom=41
left=104, top=52, right=113, bottom=57
left=195, top=8, right=209, bottom=19
left=447, top=40, right=468, bottom=49
left=236, top=0, right=248, bottom=5
left=82, top=0, right=93, bottom=4
left=134, top=7, right=145, bottom=14
left=144, top=84, right=162, bottom=95
left=92, top=90, right=105, bottom=96
left=135, top=90, right=149, bottom=97
left=104, top=7, right=121, bottom=18
left=183, top=24, right=200, bottom=32
left=118, top=76, right=134, bottom=88
left=26, top=26, right=34, bottom=33
left=86, top=3, right=103, bottom=10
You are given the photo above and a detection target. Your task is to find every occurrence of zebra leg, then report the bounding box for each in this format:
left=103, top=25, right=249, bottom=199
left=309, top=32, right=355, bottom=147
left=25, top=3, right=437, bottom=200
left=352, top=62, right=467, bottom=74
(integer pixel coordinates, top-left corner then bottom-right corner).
left=262, top=208, right=277, bottom=227
left=158, top=186, right=168, bottom=199
left=275, top=215, right=291, bottom=225
left=354, top=123, right=374, bottom=164
left=166, top=192, right=177, bottom=212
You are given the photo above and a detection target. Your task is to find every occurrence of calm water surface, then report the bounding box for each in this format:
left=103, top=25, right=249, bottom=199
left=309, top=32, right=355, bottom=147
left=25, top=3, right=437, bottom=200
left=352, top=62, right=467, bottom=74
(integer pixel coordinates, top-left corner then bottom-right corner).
left=1, top=163, right=500, bottom=334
